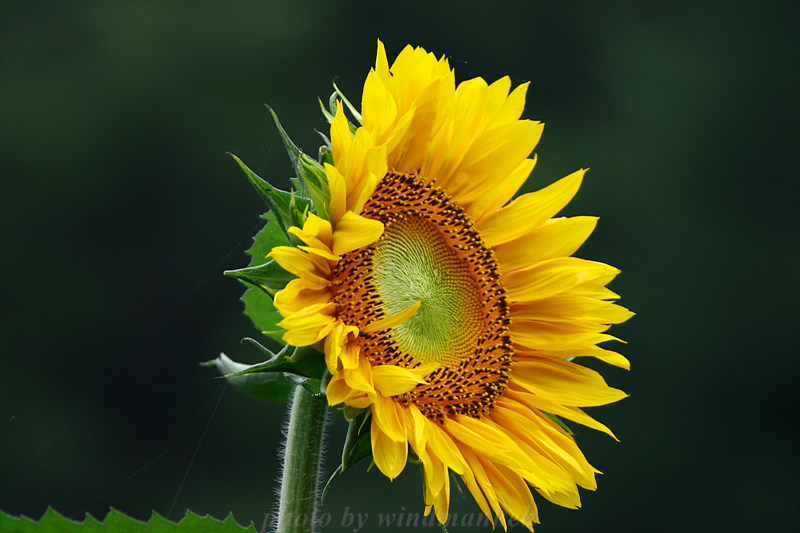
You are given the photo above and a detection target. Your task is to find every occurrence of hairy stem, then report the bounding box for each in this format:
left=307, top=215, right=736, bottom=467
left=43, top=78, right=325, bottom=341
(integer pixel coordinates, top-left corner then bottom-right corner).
left=276, top=385, right=328, bottom=533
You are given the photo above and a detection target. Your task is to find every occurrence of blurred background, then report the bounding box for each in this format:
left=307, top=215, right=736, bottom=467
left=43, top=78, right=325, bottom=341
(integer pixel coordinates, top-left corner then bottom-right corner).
left=1, top=1, right=797, bottom=532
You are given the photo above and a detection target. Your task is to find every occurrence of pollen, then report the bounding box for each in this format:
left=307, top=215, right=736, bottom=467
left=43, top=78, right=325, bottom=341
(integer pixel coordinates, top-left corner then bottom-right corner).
left=332, top=172, right=513, bottom=420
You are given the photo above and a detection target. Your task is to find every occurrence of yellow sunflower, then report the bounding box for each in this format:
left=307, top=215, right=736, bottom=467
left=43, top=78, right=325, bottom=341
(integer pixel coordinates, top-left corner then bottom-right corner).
left=269, top=41, right=631, bottom=530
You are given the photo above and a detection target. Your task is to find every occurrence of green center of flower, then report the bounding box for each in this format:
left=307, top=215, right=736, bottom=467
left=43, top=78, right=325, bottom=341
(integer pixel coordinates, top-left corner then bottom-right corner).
left=372, top=215, right=483, bottom=368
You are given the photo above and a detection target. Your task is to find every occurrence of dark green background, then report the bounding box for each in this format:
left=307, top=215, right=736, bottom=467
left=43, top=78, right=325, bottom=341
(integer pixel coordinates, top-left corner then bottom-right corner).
left=1, top=1, right=797, bottom=532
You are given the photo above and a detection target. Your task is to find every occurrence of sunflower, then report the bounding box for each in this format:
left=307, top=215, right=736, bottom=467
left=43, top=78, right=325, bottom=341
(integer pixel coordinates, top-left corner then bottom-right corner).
left=268, top=41, right=631, bottom=530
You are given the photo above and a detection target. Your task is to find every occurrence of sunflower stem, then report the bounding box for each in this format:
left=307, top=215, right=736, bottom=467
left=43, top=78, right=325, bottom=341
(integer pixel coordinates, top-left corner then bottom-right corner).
left=276, top=384, right=328, bottom=533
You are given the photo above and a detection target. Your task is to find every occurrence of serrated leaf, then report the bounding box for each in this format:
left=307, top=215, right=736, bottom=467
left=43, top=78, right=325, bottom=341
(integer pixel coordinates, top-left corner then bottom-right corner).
left=241, top=288, right=285, bottom=343
left=245, top=211, right=291, bottom=261
left=235, top=212, right=294, bottom=343
left=0, top=507, right=257, bottom=533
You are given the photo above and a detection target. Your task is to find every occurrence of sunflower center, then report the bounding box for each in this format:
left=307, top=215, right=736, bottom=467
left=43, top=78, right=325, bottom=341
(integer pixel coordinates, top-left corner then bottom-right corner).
left=372, top=214, right=484, bottom=367
left=332, top=172, right=513, bottom=420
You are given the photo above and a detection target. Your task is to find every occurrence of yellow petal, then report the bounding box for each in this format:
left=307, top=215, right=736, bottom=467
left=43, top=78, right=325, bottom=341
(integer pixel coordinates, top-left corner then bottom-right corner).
left=511, top=358, right=628, bottom=407
left=432, top=472, right=450, bottom=525
left=458, top=468, right=495, bottom=528
left=480, top=169, right=586, bottom=247
left=484, top=75, right=512, bottom=122
left=326, top=371, right=369, bottom=407
left=273, top=278, right=329, bottom=316
left=371, top=363, right=430, bottom=397
left=505, top=385, right=619, bottom=440
left=362, top=67, right=397, bottom=144
left=492, top=400, right=598, bottom=490
left=288, top=212, right=333, bottom=249
left=428, top=77, right=488, bottom=186
left=404, top=404, right=428, bottom=454
left=512, top=296, right=634, bottom=325
left=511, top=327, right=620, bottom=352
left=469, top=157, right=536, bottom=225
left=515, top=343, right=631, bottom=370
left=372, top=391, right=406, bottom=442
left=298, top=245, right=339, bottom=262
left=330, top=101, right=353, bottom=184
left=479, top=458, right=539, bottom=528
left=425, top=419, right=467, bottom=475
left=459, top=444, right=507, bottom=530
left=419, top=449, right=446, bottom=504
left=361, top=300, right=421, bottom=334
left=371, top=414, right=408, bottom=480
left=332, top=211, right=384, bottom=256
left=323, top=321, right=360, bottom=371
left=451, top=120, right=543, bottom=204
left=324, top=163, right=347, bottom=227
left=342, top=355, right=375, bottom=396
left=375, top=39, right=390, bottom=79
left=446, top=415, right=535, bottom=478
left=280, top=320, right=336, bottom=347
left=480, top=416, right=578, bottom=504
left=504, top=257, right=620, bottom=304
left=494, top=216, right=598, bottom=272
left=267, top=246, right=329, bottom=289
left=494, top=81, right=529, bottom=124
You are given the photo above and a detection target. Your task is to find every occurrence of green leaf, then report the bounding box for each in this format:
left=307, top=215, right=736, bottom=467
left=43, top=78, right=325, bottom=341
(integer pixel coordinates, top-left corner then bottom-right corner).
left=224, top=260, right=294, bottom=296
left=0, top=507, right=257, bottom=533
left=232, top=341, right=327, bottom=382
left=202, top=353, right=294, bottom=403
left=228, top=153, right=309, bottom=237
left=241, top=288, right=285, bottom=343
left=203, top=342, right=327, bottom=401
left=234, top=211, right=294, bottom=344
left=247, top=212, right=291, bottom=258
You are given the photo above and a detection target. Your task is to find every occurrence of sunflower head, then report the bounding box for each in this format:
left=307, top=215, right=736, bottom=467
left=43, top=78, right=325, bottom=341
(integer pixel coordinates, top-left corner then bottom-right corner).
left=227, top=40, right=631, bottom=531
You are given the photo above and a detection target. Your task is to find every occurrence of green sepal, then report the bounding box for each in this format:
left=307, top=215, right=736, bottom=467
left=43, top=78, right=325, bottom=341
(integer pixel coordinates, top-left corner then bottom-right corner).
left=224, top=260, right=294, bottom=297
left=319, top=97, right=334, bottom=123
left=296, top=157, right=329, bottom=221
left=228, top=152, right=309, bottom=237
left=545, top=412, right=574, bottom=435
left=322, top=411, right=372, bottom=498
left=332, top=82, right=362, bottom=125
left=318, top=144, right=334, bottom=167
left=0, top=507, right=257, bottom=533
left=450, top=470, right=466, bottom=497
left=267, top=107, right=330, bottom=219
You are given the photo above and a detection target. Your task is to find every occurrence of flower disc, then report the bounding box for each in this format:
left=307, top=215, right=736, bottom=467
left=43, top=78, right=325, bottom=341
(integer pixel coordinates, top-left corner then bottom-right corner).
left=332, top=172, right=513, bottom=420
